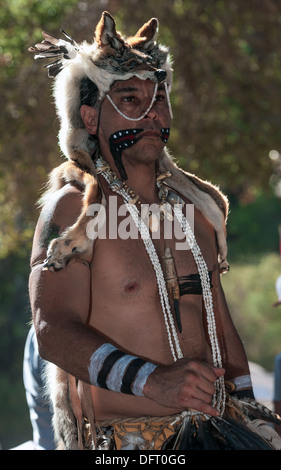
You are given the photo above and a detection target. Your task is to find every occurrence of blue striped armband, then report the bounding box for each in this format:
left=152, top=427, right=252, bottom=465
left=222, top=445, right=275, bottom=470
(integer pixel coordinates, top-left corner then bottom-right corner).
left=88, top=343, right=157, bottom=396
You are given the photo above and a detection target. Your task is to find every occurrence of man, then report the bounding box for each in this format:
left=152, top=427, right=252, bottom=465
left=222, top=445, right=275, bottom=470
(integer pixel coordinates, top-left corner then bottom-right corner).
left=28, top=12, right=281, bottom=450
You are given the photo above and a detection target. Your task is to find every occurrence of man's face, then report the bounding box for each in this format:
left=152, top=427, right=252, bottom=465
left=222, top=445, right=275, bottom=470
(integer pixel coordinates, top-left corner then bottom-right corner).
left=97, top=76, right=172, bottom=166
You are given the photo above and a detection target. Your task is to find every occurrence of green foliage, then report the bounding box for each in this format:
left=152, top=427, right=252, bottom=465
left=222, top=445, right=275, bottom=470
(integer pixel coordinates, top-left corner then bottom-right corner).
left=227, top=191, right=281, bottom=262
left=0, top=251, right=32, bottom=449
left=0, top=0, right=77, bottom=79
left=0, top=0, right=79, bottom=259
left=222, top=253, right=281, bottom=371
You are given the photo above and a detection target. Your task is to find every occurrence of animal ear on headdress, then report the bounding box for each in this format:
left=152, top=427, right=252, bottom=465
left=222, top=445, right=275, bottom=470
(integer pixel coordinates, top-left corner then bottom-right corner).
left=95, top=11, right=124, bottom=51
left=129, top=18, right=159, bottom=51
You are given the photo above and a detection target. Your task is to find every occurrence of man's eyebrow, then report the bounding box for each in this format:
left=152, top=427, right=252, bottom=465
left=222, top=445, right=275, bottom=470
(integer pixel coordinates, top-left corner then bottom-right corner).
left=112, top=86, right=139, bottom=94
left=113, top=84, right=166, bottom=94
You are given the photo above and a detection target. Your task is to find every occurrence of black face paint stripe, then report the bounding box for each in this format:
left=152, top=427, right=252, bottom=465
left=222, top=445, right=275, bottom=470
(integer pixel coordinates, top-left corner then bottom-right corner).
left=160, top=127, right=170, bottom=143
left=109, top=128, right=144, bottom=180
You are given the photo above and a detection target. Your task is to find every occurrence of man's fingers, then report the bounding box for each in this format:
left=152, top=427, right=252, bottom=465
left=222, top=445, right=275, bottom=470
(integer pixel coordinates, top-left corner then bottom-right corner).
left=214, top=367, right=225, bottom=377
left=179, top=386, right=213, bottom=406
left=187, top=360, right=224, bottom=380
left=178, top=387, right=220, bottom=417
left=188, top=398, right=220, bottom=417
left=185, top=362, right=225, bottom=393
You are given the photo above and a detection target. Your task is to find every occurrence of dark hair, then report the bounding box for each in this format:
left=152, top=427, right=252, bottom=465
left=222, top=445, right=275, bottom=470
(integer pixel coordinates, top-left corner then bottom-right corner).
left=80, top=76, right=99, bottom=108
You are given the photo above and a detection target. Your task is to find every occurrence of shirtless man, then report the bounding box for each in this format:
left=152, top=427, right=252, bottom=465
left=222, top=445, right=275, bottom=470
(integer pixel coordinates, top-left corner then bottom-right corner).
left=28, top=12, right=280, bottom=450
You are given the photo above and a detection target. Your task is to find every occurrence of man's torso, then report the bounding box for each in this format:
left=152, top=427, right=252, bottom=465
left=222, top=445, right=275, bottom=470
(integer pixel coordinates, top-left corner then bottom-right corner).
left=86, top=181, right=218, bottom=420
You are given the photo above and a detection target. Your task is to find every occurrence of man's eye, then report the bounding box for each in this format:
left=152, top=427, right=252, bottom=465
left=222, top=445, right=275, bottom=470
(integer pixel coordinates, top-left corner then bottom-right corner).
left=123, top=96, right=137, bottom=103
left=155, top=94, right=166, bottom=102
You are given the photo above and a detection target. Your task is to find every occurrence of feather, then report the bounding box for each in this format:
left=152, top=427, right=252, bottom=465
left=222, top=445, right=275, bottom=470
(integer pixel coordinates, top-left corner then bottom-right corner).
left=32, top=43, right=60, bottom=52
left=34, top=53, right=63, bottom=60
left=211, top=417, right=273, bottom=450
left=235, top=397, right=281, bottom=425
left=28, top=30, right=79, bottom=75
left=42, top=31, right=60, bottom=45
left=162, top=416, right=224, bottom=450
left=120, top=432, right=145, bottom=450
left=61, top=29, right=77, bottom=46
left=162, top=415, right=275, bottom=450
left=197, top=419, right=226, bottom=450
left=44, top=60, right=64, bottom=78
left=161, top=417, right=190, bottom=450
left=177, top=418, right=200, bottom=450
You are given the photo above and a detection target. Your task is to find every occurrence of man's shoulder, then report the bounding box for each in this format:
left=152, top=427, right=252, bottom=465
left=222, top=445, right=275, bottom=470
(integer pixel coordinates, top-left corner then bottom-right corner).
left=30, top=183, right=84, bottom=265
left=40, top=182, right=84, bottom=224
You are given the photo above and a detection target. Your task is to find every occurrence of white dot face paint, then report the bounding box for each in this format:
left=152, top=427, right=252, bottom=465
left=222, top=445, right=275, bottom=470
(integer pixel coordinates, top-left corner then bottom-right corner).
left=109, top=128, right=144, bottom=180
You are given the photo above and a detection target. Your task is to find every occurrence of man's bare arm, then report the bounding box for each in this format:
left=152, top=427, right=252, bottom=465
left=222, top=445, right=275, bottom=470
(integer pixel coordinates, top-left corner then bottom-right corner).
left=29, top=184, right=106, bottom=383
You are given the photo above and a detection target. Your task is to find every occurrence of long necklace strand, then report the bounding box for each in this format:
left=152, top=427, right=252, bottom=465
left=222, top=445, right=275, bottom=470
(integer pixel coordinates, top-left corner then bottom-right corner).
left=173, top=206, right=226, bottom=414
left=95, top=156, right=183, bottom=361
left=95, top=156, right=225, bottom=414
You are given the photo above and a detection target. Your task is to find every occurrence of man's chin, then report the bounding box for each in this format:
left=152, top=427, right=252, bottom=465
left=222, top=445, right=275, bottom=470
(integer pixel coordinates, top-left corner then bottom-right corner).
left=123, top=141, right=165, bottom=163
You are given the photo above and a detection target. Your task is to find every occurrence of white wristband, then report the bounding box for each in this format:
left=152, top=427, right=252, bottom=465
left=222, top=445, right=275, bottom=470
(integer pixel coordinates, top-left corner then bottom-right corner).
left=231, top=374, right=252, bottom=391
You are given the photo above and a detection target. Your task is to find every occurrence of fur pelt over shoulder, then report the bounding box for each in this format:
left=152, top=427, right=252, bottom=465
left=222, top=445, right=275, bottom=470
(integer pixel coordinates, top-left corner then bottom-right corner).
left=41, top=148, right=229, bottom=273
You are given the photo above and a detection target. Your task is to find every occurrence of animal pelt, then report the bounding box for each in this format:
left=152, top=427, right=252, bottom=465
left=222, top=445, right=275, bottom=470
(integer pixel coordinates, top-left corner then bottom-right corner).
left=45, top=362, right=80, bottom=450
left=41, top=148, right=229, bottom=272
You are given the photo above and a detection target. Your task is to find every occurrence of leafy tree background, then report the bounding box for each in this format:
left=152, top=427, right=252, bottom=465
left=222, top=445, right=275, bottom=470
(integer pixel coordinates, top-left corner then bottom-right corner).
left=1, top=0, right=281, bottom=449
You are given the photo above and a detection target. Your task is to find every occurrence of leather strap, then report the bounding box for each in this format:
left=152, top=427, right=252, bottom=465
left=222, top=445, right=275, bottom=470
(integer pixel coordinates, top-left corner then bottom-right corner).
left=179, top=272, right=213, bottom=296
left=68, top=374, right=84, bottom=450
left=81, top=382, right=97, bottom=448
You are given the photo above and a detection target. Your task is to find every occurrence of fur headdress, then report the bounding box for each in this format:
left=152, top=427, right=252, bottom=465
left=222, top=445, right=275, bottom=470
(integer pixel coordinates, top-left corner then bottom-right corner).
left=29, top=11, right=173, bottom=162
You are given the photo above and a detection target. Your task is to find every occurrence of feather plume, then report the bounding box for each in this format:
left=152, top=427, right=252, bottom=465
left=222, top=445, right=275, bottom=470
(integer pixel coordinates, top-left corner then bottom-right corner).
left=28, top=30, right=79, bottom=77
left=233, top=397, right=281, bottom=425
left=162, top=415, right=275, bottom=450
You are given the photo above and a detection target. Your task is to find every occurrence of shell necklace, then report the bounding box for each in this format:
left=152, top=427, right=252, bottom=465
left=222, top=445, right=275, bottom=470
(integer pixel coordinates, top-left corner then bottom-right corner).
left=95, top=155, right=225, bottom=414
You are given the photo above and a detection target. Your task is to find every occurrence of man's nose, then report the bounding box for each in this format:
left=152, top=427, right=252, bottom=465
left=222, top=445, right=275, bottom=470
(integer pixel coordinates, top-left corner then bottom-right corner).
left=144, top=102, right=159, bottom=120
left=154, top=69, right=167, bottom=83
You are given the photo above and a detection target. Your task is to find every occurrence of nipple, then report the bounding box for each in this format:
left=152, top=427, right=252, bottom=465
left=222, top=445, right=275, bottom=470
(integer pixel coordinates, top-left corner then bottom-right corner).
left=123, top=280, right=140, bottom=297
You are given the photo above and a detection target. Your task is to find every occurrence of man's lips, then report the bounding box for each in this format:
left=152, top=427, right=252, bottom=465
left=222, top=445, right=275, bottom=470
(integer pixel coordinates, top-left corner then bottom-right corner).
left=139, top=130, right=161, bottom=139
left=140, top=129, right=170, bottom=143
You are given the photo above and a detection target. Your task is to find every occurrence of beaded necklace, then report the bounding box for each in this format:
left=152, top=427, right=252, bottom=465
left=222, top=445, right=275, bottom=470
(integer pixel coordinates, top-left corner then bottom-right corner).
left=95, top=155, right=225, bottom=414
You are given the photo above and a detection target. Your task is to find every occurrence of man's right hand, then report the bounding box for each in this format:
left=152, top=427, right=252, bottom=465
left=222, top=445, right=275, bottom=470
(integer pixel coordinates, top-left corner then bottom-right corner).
left=143, top=358, right=225, bottom=417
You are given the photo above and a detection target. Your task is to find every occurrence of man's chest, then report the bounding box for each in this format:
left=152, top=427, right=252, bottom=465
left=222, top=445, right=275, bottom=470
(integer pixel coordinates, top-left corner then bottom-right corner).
left=90, top=198, right=217, bottom=300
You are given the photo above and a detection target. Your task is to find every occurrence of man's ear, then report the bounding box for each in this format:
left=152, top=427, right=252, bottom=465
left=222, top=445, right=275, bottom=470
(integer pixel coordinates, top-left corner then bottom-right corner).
left=81, top=105, right=99, bottom=135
